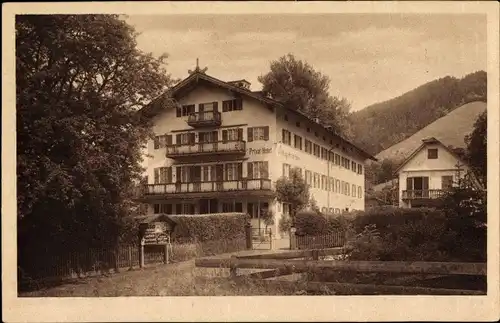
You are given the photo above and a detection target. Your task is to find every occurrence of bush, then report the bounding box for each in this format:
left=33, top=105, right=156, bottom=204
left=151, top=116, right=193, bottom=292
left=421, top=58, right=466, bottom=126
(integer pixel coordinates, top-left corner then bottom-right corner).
left=295, top=210, right=353, bottom=236
left=278, top=214, right=292, bottom=234
left=170, top=213, right=247, bottom=242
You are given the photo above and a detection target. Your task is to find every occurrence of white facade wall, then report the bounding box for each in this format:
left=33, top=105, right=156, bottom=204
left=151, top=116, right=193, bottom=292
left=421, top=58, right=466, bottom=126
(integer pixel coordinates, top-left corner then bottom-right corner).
left=398, top=142, right=470, bottom=208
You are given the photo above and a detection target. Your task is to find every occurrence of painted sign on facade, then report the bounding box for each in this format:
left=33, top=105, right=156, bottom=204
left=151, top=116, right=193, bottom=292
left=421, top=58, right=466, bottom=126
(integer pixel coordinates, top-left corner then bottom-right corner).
left=277, top=145, right=300, bottom=161
left=247, top=147, right=272, bottom=156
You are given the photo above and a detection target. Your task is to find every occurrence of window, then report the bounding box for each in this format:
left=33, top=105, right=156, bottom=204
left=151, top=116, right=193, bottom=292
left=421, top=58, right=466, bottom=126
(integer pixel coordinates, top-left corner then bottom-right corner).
left=329, top=177, right=335, bottom=192
left=352, top=184, right=356, bottom=196
left=182, top=203, right=195, bottom=215
left=346, top=182, right=350, bottom=196
left=201, top=165, right=214, bottom=182
left=313, top=144, right=320, bottom=158
left=176, top=132, right=195, bottom=145
left=248, top=161, right=269, bottom=179
left=199, top=131, right=218, bottom=143
left=154, top=167, right=172, bottom=184
left=305, top=140, right=312, bottom=154
left=284, top=114, right=288, bottom=121
left=154, top=204, right=160, bottom=214
left=358, top=186, right=363, bottom=199
left=321, top=175, right=327, bottom=190
left=283, top=163, right=291, bottom=177
left=225, top=163, right=242, bottom=181
left=222, top=99, right=242, bottom=112
left=199, top=101, right=218, bottom=112
left=222, top=128, right=243, bottom=142
left=154, top=134, right=172, bottom=149
left=295, top=121, right=301, bottom=128
left=442, top=175, right=454, bottom=190
left=222, top=202, right=243, bottom=213
left=282, top=129, right=292, bottom=145
left=341, top=181, right=346, bottom=194
left=293, top=167, right=303, bottom=178
left=335, top=154, right=340, bottom=165
left=306, top=127, right=310, bottom=133
left=357, top=164, right=363, bottom=175
left=176, top=104, right=195, bottom=117
left=294, top=135, right=303, bottom=150
left=321, top=147, right=328, bottom=160
left=248, top=126, right=269, bottom=142
left=335, top=208, right=340, bottom=214
left=428, top=148, right=438, bottom=159
left=351, top=161, right=357, bottom=172
left=305, top=170, right=311, bottom=185
left=328, top=152, right=334, bottom=162
left=314, top=173, right=320, bottom=188
left=314, top=132, right=318, bottom=137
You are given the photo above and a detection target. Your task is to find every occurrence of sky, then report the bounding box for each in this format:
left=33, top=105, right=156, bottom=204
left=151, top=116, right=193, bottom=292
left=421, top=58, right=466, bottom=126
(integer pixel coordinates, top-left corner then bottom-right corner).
left=125, top=14, right=486, bottom=111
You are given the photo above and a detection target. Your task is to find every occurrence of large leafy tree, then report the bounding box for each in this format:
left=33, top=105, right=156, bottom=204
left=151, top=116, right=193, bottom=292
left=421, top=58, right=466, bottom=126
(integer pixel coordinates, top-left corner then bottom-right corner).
left=258, top=54, right=352, bottom=138
left=465, top=111, right=487, bottom=188
left=16, top=15, right=175, bottom=259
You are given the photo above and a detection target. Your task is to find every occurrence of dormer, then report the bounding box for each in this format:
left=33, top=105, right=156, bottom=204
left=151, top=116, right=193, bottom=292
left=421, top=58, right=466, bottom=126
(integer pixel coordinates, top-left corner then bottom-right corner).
left=227, top=79, right=251, bottom=91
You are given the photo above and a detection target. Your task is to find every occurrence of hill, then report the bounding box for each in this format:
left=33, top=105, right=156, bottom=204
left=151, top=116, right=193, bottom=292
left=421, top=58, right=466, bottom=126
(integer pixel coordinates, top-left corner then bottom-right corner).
left=349, top=71, right=487, bottom=155
left=375, top=101, right=486, bottom=162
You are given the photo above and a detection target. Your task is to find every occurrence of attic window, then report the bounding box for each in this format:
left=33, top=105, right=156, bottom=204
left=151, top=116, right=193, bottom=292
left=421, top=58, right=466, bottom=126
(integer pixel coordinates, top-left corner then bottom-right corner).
left=284, top=115, right=288, bottom=121
left=306, top=127, right=310, bottom=133
left=329, top=140, right=333, bottom=145
left=322, top=136, right=326, bottom=141
left=296, top=121, right=300, bottom=127
left=428, top=148, right=438, bottom=159
left=314, top=132, right=318, bottom=137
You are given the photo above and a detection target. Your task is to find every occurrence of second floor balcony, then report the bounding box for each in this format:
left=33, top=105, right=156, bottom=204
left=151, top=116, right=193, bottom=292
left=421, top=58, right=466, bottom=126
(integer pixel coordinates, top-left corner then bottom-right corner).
left=140, top=178, right=273, bottom=199
left=401, top=189, right=445, bottom=200
left=166, top=140, right=246, bottom=159
left=187, top=110, right=222, bottom=128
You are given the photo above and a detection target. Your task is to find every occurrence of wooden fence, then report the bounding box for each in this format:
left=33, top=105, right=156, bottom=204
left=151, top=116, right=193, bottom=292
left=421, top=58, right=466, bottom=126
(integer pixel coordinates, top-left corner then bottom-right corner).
left=19, top=238, right=244, bottom=289
left=296, top=232, right=346, bottom=249
left=195, top=248, right=487, bottom=295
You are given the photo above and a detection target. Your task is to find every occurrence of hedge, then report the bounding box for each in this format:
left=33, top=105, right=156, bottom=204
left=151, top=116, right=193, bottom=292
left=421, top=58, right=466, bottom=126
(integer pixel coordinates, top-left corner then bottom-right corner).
left=170, top=212, right=247, bottom=242
left=295, top=210, right=352, bottom=236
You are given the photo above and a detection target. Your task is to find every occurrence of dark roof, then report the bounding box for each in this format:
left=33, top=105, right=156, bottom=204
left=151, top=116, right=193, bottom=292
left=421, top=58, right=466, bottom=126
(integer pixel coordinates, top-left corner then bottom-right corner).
left=139, top=71, right=377, bottom=162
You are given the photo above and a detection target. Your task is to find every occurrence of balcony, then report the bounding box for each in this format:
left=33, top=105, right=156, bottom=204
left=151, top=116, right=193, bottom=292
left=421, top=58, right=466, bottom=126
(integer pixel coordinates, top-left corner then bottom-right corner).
left=166, top=140, right=246, bottom=159
left=140, top=179, right=274, bottom=200
left=402, top=189, right=445, bottom=200
left=187, top=110, right=221, bottom=128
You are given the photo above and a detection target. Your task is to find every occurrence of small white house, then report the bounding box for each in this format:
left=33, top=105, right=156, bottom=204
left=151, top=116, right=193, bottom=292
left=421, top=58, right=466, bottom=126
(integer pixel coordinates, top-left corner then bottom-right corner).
left=394, top=137, right=481, bottom=208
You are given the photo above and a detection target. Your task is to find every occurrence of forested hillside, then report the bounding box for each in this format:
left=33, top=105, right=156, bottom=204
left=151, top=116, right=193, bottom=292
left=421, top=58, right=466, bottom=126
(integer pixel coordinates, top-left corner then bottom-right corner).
left=350, top=71, right=487, bottom=155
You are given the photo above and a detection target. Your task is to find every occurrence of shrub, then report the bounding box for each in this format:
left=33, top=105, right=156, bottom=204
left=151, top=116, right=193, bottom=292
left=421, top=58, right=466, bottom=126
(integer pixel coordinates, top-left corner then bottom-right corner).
left=295, top=210, right=354, bottom=236
left=170, top=213, right=247, bottom=242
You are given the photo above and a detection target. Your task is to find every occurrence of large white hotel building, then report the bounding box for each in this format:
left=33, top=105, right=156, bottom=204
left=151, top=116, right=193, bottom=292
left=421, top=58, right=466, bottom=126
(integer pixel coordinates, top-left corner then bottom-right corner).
left=138, top=64, right=376, bottom=236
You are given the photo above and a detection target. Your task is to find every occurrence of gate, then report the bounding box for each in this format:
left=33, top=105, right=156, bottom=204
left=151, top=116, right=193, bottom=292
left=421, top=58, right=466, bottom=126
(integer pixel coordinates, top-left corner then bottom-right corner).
left=251, top=227, right=272, bottom=250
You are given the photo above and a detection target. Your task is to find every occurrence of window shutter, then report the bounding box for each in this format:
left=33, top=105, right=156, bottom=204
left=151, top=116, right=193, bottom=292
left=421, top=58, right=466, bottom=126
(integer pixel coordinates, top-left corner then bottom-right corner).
left=406, top=178, right=413, bottom=190
left=167, top=167, right=173, bottom=183
left=212, top=131, right=218, bottom=142
left=262, top=162, right=269, bottom=179
left=176, top=167, right=181, bottom=182
left=166, top=134, right=173, bottom=146
left=224, top=163, right=229, bottom=180
left=222, top=130, right=228, bottom=142
left=154, top=168, right=159, bottom=184
left=198, top=103, right=204, bottom=112
left=237, top=163, right=243, bottom=179
left=176, top=107, right=181, bottom=117
left=176, top=134, right=181, bottom=145
left=189, top=133, right=196, bottom=145
left=222, top=101, right=228, bottom=112
left=212, top=101, right=218, bottom=111
left=247, top=163, right=254, bottom=179
left=263, top=126, right=269, bottom=141
left=154, top=136, right=160, bottom=149
left=247, top=128, right=253, bottom=142
left=237, top=128, right=243, bottom=141
left=235, top=98, right=242, bottom=110
left=423, top=177, right=429, bottom=190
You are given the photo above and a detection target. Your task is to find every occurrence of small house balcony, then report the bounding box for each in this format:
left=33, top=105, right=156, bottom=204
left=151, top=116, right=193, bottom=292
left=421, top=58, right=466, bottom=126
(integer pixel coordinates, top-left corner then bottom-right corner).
left=401, top=189, right=445, bottom=201
left=140, top=178, right=274, bottom=200
left=187, top=110, right=222, bottom=128
left=166, top=140, right=246, bottom=159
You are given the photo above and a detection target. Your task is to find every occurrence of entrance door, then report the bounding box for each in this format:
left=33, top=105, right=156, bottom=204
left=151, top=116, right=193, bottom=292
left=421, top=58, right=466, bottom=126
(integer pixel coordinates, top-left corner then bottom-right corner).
left=200, top=199, right=209, bottom=214
left=198, top=104, right=205, bottom=120
left=209, top=199, right=218, bottom=213
left=407, top=176, right=429, bottom=198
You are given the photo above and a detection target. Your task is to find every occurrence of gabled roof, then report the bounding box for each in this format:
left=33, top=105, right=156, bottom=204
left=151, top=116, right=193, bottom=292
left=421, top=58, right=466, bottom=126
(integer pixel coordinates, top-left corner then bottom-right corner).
left=139, top=70, right=377, bottom=162
left=393, top=137, right=468, bottom=174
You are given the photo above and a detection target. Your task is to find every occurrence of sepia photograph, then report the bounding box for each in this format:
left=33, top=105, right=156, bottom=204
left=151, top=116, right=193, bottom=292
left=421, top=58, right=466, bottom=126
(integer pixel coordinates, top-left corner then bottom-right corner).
left=3, top=1, right=499, bottom=322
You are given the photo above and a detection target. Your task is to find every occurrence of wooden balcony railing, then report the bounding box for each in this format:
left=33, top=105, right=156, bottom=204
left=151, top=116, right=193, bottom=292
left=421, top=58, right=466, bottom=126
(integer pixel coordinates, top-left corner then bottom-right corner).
left=166, top=140, right=246, bottom=158
left=143, top=178, right=272, bottom=196
left=187, top=110, right=222, bottom=127
left=402, top=189, right=445, bottom=200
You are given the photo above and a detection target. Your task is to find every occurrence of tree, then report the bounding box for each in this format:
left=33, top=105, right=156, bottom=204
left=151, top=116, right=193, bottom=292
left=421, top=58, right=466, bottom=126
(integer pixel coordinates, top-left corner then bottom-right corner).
left=258, top=54, right=353, bottom=138
left=16, top=15, right=175, bottom=265
left=465, top=111, right=487, bottom=188
left=275, top=168, right=310, bottom=227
